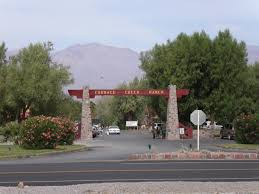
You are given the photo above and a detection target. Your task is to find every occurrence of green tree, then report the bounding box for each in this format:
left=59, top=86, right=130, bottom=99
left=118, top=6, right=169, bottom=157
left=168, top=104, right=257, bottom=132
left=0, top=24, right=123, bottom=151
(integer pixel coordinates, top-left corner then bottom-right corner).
left=140, top=30, right=254, bottom=124
left=5, top=42, right=72, bottom=121
left=96, top=97, right=117, bottom=126
left=248, top=62, right=259, bottom=114
left=90, top=101, right=96, bottom=120
left=0, top=42, right=7, bottom=67
left=207, top=30, right=253, bottom=123
left=95, top=77, right=149, bottom=128
left=0, top=42, right=8, bottom=124
left=110, top=78, right=148, bottom=128
left=141, top=31, right=213, bottom=121
left=58, top=96, right=82, bottom=121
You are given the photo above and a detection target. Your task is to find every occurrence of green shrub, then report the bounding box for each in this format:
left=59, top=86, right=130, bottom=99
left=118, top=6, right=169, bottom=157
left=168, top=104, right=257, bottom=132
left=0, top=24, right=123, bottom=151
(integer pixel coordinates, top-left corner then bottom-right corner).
left=20, top=116, right=60, bottom=149
left=0, top=122, right=20, bottom=142
left=235, top=114, right=259, bottom=144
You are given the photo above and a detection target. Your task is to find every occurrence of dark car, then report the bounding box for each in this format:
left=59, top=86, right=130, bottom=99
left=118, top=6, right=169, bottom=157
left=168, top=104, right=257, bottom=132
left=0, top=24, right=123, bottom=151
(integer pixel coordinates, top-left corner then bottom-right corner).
left=220, top=123, right=235, bottom=140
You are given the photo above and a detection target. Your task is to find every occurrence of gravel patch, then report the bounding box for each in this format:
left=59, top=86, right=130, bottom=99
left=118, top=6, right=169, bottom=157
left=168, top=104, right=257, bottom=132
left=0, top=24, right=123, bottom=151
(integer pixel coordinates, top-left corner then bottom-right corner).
left=0, top=182, right=259, bottom=194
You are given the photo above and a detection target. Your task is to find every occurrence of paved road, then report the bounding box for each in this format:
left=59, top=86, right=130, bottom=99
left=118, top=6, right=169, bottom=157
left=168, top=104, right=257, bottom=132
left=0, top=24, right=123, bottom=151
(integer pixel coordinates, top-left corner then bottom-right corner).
left=0, top=131, right=237, bottom=165
left=0, top=160, right=258, bottom=186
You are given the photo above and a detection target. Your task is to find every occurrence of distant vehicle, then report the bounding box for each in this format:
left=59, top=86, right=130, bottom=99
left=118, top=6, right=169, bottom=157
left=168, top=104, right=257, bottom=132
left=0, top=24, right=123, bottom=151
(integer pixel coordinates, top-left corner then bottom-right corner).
left=108, top=126, right=120, bottom=135
left=202, top=121, right=223, bottom=129
left=220, top=123, right=235, bottom=140
left=201, top=120, right=211, bottom=129
left=214, top=123, right=223, bottom=130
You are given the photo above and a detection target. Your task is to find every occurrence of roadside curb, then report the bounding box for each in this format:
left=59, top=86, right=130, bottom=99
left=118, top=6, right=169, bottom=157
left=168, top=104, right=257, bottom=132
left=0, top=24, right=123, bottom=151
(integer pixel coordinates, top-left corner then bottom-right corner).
left=129, top=151, right=259, bottom=160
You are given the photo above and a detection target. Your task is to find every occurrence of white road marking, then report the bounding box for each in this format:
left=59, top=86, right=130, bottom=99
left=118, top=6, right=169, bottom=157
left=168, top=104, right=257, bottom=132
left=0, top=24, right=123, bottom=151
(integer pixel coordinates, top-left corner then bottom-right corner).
left=0, top=168, right=258, bottom=175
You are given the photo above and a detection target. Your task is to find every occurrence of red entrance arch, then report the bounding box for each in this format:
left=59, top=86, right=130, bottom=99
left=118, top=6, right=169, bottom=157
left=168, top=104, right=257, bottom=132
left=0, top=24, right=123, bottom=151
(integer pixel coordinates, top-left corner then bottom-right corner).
left=68, top=86, right=192, bottom=141
left=68, top=89, right=189, bottom=99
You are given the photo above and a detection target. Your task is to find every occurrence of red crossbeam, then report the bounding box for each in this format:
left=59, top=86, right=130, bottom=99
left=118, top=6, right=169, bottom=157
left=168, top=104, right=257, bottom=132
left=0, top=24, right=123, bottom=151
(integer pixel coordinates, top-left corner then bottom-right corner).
left=68, top=90, right=83, bottom=98
left=68, top=89, right=189, bottom=99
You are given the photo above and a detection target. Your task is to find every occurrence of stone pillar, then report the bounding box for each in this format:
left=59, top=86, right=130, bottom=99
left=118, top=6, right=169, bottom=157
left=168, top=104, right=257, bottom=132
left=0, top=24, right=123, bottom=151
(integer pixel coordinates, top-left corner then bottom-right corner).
left=166, top=85, right=179, bottom=140
left=81, top=87, right=92, bottom=142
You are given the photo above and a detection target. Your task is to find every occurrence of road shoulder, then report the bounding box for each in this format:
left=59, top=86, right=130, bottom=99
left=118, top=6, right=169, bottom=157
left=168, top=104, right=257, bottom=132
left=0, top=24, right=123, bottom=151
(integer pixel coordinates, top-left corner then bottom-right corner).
left=1, top=181, right=258, bottom=194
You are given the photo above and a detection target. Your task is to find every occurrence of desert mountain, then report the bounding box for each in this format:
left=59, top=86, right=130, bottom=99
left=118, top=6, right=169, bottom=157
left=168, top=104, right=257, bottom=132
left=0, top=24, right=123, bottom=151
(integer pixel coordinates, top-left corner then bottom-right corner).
left=6, top=43, right=259, bottom=91
left=52, top=43, right=142, bottom=89
left=247, top=45, right=259, bottom=64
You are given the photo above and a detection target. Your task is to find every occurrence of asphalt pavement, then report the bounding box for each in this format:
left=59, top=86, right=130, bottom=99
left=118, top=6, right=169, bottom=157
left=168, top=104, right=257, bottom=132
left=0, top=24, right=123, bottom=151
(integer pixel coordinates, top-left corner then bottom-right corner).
left=0, top=160, right=258, bottom=186
left=0, top=131, right=258, bottom=186
left=0, top=130, right=237, bottom=165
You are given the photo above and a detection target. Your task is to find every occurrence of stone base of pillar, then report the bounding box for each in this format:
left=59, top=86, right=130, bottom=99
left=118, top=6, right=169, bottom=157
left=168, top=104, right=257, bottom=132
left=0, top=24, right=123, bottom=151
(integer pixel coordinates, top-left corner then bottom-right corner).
left=167, top=129, right=180, bottom=140
left=81, top=87, right=92, bottom=142
left=166, top=85, right=180, bottom=140
left=73, top=139, right=89, bottom=146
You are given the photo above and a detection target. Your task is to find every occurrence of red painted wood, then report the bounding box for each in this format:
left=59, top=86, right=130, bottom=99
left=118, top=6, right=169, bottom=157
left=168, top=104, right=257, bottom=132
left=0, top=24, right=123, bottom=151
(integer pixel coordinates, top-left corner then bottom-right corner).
left=176, top=89, right=189, bottom=98
left=68, top=90, right=83, bottom=99
left=89, top=89, right=169, bottom=98
left=179, top=122, right=193, bottom=139
left=68, top=89, right=189, bottom=99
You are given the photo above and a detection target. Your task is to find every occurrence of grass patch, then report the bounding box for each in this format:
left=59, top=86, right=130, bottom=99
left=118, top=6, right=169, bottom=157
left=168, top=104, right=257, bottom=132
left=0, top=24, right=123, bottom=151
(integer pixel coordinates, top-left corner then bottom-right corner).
left=0, top=144, right=86, bottom=159
left=219, top=144, right=259, bottom=150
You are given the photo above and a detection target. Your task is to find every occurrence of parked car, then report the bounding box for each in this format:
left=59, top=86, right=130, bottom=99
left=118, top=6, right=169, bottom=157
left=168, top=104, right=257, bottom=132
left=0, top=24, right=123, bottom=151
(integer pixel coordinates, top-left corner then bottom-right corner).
left=107, top=126, right=120, bottom=135
left=220, top=123, right=235, bottom=140
left=202, top=121, right=223, bottom=129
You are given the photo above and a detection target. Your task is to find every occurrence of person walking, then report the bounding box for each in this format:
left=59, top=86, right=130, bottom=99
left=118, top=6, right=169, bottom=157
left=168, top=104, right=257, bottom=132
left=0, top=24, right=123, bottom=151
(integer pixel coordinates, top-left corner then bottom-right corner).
left=152, top=127, right=156, bottom=139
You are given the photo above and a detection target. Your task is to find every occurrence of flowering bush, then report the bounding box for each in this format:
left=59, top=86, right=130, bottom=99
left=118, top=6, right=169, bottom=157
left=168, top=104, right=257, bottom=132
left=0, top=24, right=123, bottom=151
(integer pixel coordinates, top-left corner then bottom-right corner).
left=235, top=114, right=259, bottom=144
left=19, top=116, right=76, bottom=149
left=50, top=117, right=76, bottom=145
left=19, top=116, right=59, bottom=149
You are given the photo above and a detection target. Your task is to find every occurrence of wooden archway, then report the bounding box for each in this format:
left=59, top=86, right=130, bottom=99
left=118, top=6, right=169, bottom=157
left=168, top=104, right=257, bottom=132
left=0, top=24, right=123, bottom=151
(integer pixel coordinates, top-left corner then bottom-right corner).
left=68, top=85, right=190, bottom=141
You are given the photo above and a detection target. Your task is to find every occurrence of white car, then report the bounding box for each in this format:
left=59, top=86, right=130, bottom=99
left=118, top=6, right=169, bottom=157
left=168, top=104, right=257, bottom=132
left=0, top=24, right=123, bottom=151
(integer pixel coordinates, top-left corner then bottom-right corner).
left=108, top=126, right=120, bottom=134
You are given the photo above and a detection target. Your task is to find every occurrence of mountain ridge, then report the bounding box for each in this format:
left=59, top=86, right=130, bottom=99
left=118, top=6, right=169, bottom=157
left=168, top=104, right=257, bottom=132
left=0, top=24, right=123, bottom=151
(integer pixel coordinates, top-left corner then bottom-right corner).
left=52, top=43, right=142, bottom=89
left=6, top=43, right=259, bottom=90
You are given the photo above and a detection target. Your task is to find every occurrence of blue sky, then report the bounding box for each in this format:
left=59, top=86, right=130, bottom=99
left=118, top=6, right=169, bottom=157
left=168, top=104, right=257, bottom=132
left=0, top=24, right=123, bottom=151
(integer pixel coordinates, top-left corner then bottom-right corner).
left=0, top=0, right=259, bottom=52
